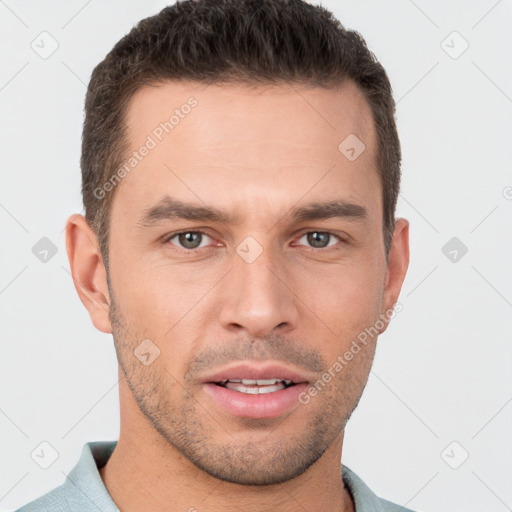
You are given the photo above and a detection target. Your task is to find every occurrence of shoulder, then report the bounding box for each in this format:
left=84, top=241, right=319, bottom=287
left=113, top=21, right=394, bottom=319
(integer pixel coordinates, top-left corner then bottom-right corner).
left=15, top=441, right=118, bottom=512
left=379, top=497, right=418, bottom=512
left=15, top=483, right=69, bottom=512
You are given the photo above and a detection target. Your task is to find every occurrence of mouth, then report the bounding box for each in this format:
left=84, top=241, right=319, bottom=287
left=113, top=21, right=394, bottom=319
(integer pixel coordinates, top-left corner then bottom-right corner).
left=201, top=363, right=310, bottom=419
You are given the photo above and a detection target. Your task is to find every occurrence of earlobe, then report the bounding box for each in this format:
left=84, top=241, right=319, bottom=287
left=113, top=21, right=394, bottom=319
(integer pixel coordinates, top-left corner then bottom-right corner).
left=65, top=214, right=113, bottom=334
left=380, top=218, right=410, bottom=334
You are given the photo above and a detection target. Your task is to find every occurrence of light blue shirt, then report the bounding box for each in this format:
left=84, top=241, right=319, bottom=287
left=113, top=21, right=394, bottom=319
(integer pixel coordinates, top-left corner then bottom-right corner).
left=16, top=441, right=416, bottom=511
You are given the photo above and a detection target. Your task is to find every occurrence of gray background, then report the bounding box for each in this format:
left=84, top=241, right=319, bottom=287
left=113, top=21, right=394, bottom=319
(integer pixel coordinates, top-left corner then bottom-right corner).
left=1, top=1, right=511, bottom=510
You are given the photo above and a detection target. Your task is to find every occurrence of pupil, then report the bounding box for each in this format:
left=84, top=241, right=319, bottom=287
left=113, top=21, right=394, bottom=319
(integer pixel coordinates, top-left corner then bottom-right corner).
left=307, top=232, right=329, bottom=248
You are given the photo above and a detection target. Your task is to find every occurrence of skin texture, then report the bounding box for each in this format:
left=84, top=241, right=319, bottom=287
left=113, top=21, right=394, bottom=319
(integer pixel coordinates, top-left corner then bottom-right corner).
left=66, top=80, right=409, bottom=512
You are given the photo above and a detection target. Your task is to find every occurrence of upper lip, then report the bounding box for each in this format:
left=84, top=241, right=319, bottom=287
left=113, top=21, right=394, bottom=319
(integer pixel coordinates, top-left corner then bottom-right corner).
left=201, top=362, right=310, bottom=384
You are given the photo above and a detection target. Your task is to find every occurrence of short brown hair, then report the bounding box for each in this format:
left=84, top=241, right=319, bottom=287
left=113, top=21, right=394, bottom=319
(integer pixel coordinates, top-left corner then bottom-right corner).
left=82, top=0, right=401, bottom=271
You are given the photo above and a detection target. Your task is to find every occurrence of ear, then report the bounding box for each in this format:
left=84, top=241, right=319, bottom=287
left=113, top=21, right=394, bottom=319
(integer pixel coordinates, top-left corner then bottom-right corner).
left=65, top=214, right=112, bottom=334
left=379, top=217, right=409, bottom=334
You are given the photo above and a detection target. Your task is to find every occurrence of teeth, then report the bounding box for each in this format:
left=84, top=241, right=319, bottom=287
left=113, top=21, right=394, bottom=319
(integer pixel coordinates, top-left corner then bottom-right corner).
left=225, top=381, right=285, bottom=394
left=241, top=378, right=291, bottom=385
left=219, top=378, right=292, bottom=386
left=219, top=378, right=294, bottom=394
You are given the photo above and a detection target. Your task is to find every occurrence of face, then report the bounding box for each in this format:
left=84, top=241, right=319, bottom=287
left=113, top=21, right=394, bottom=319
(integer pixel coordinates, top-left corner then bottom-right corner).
left=81, top=80, right=408, bottom=485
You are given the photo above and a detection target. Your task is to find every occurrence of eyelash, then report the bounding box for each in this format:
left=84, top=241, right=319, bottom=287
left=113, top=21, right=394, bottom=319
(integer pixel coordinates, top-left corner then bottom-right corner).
left=163, top=229, right=344, bottom=254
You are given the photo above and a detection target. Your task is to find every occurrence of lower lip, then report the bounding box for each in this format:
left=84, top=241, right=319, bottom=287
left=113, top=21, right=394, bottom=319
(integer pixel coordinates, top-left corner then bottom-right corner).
left=202, top=382, right=309, bottom=419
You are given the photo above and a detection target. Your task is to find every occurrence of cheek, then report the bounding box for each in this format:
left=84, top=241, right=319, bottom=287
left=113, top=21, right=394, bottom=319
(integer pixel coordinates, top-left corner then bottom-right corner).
left=110, top=256, right=217, bottom=352
left=107, top=213, right=192, bottom=322
left=302, top=261, right=384, bottom=346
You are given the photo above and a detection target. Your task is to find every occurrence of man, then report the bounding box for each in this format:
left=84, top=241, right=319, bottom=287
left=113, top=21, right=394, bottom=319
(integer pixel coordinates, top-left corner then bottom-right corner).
left=18, top=0, right=412, bottom=510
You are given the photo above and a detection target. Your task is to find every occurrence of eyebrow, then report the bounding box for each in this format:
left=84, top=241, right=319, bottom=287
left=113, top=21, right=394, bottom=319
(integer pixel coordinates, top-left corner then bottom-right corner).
left=138, top=196, right=367, bottom=227
left=290, top=200, right=367, bottom=223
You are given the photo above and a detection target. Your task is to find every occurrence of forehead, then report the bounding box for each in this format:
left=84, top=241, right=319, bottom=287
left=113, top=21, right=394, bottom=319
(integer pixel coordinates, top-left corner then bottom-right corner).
left=115, top=79, right=380, bottom=222
left=125, top=79, right=375, bottom=157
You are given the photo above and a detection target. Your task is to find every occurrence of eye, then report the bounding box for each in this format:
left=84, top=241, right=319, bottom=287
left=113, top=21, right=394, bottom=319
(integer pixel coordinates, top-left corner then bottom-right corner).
left=166, top=230, right=213, bottom=250
left=297, top=231, right=341, bottom=249
left=164, top=230, right=343, bottom=253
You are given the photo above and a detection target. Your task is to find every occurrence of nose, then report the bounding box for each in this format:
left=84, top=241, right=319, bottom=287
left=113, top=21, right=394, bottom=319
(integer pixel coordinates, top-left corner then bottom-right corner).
left=219, top=245, right=300, bottom=339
